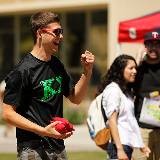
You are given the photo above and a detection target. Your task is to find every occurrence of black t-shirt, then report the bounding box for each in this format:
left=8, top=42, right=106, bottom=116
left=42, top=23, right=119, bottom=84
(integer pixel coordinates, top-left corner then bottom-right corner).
left=3, top=53, right=74, bottom=150
left=134, top=61, right=160, bottom=129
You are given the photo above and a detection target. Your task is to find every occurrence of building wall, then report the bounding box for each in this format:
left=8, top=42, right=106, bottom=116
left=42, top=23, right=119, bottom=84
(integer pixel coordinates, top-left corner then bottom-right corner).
left=0, top=0, right=107, bottom=16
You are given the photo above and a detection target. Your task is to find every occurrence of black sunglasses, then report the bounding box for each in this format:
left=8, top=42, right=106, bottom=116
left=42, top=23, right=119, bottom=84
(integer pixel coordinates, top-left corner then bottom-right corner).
left=52, top=28, right=63, bottom=36
left=42, top=28, right=63, bottom=36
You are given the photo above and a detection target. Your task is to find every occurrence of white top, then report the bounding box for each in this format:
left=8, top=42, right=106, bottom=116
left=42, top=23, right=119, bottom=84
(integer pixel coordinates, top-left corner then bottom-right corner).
left=102, top=82, right=144, bottom=148
left=0, top=80, right=6, bottom=92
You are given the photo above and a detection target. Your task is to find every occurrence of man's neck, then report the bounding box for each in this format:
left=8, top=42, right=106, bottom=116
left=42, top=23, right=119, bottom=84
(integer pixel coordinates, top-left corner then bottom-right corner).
left=31, top=45, right=52, bottom=62
left=146, top=58, right=160, bottom=64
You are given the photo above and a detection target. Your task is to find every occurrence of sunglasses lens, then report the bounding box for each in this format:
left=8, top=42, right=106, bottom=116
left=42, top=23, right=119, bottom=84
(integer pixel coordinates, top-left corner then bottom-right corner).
left=53, top=29, right=63, bottom=36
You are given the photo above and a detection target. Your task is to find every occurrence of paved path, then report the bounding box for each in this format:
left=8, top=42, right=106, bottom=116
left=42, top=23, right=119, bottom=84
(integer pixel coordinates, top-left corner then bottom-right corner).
left=0, top=125, right=102, bottom=153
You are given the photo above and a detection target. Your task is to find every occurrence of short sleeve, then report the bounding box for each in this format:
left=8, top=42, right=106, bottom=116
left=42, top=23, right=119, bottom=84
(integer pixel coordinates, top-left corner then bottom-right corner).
left=3, top=70, right=28, bottom=108
left=102, top=85, right=121, bottom=119
left=62, top=70, right=75, bottom=97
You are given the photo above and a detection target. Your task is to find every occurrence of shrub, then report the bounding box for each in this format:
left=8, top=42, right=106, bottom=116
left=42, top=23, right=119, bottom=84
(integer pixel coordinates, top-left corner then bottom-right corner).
left=63, top=106, right=87, bottom=125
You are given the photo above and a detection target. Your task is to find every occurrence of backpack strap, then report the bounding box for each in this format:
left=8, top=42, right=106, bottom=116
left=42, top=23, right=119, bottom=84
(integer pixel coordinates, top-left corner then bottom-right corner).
left=101, top=95, right=108, bottom=125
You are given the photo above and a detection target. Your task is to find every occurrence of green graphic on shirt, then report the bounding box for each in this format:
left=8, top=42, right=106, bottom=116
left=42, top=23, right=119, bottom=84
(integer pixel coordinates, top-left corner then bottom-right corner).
left=40, top=76, right=62, bottom=101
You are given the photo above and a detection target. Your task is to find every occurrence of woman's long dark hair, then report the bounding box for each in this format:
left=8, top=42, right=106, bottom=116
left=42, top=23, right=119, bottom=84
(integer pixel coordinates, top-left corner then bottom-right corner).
left=97, top=54, right=137, bottom=97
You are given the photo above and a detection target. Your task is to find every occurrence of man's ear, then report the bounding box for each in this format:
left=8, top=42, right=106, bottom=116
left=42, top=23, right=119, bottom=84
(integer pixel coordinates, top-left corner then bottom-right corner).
left=37, top=29, right=42, bottom=38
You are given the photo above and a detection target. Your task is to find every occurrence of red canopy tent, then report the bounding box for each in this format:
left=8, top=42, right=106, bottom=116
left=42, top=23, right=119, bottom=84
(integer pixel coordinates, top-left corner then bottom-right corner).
left=118, top=11, right=160, bottom=43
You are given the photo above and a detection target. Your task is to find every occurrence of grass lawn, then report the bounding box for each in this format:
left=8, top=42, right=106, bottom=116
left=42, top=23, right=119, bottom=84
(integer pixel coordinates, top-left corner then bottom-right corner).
left=68, top=151, right=106, bottom=160
left=0, top=153, right=16, bottom=160
left=0, top=151, right=106, bottom=160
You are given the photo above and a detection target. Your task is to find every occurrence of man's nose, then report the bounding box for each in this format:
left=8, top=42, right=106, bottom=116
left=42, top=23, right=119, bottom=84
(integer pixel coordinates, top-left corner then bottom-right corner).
left=60, top=34, right=63, bottom=39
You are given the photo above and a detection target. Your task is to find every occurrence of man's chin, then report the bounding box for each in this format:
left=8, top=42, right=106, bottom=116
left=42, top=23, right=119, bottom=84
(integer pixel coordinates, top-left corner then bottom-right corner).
left=52, top=48, right=58, bottom=54
left=147, top=53, right=159, bottom=59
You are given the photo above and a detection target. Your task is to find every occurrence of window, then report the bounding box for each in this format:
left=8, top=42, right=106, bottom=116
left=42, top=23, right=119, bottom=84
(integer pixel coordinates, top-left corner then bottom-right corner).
left=20, top=15, right=33, bottom=59
left=63, top=10, right=107, bottom=84
left=0, top=16, right=14, bottom=81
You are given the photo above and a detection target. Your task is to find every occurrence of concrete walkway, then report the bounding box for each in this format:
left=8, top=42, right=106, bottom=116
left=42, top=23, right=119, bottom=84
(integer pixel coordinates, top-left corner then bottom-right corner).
left=0, top=125, right=102, bottom=153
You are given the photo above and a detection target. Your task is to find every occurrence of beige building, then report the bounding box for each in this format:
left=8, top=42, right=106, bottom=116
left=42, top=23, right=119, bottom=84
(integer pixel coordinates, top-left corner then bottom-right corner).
left=0, top=0, right=160, bottom=85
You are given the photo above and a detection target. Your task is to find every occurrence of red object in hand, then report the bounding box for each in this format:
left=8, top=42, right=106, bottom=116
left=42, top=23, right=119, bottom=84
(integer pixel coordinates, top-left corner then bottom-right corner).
left=50, top=117, right=75, bottom=134
left=55, top=123, right=68, bottom=134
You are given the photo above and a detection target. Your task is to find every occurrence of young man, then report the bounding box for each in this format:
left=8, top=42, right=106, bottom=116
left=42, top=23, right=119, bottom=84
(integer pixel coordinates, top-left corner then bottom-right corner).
left=2, top=11, right=95, bottom=160
left=133, top=30, right=160, bottom=160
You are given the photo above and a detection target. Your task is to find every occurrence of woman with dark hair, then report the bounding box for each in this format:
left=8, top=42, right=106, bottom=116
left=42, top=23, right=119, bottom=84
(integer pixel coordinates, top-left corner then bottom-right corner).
left=98, top=55, right=150, bottom=160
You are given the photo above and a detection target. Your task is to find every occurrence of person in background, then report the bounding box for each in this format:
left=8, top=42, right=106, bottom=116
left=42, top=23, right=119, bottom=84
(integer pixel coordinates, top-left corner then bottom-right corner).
left=0, top=80, right=15, bottom=137
left=97, top=54, right=150, bottom=160
left=2, top=11, right=94, bottom=160
left=0, top=81, right=5, bottom=108
left=133, top=30, right=160, bottom=160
